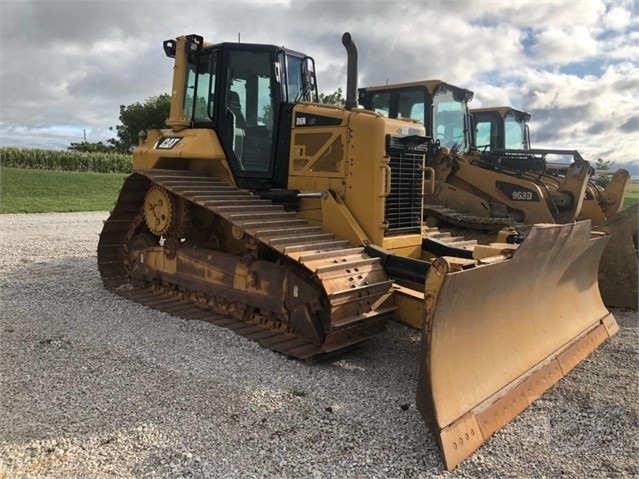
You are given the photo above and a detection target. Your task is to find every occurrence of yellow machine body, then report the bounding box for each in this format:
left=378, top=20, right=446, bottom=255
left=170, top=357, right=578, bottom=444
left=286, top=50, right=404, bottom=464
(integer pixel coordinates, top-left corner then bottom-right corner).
left=98, top=34, right=618, bottom=471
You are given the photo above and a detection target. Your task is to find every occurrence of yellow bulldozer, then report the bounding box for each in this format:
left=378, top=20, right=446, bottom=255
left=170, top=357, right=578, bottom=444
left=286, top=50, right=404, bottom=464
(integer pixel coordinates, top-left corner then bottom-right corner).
left=471, top=106, right=637, bottom=309
left=98, top=33, right=618, bottom=470
left=358, top=81, right=637, bottom=309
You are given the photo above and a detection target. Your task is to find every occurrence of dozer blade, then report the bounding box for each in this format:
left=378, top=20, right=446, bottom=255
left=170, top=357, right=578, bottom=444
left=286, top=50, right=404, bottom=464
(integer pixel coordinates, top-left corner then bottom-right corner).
left=416, top=221, right=618, bottom=470
left=598, top=202, right=638, bottom=309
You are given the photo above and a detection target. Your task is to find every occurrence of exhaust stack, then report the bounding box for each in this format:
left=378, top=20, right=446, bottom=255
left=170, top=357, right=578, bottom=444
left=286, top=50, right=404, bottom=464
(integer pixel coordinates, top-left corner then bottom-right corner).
left=341, top=32, right=358, bottom=110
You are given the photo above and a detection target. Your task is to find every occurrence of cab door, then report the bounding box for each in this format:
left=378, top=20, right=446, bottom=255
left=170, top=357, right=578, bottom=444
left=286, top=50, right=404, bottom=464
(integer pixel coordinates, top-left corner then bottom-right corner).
left=218, top=46, right=279, bottom=183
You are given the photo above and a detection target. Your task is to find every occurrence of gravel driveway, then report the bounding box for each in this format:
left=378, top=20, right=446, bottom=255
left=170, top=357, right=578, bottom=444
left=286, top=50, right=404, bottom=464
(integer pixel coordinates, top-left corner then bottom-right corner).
left=1, top=212, right=637, bottom=478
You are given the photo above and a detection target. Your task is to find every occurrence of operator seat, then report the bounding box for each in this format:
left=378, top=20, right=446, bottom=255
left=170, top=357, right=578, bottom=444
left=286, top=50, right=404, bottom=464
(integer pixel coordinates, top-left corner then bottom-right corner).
left=228, top=91, right=247, bottom=129
left=227, top=91, right=246, bottom=164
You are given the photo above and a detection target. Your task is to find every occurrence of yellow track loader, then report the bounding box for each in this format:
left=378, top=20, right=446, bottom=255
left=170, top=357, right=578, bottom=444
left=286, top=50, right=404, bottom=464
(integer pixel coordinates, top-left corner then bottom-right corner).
left=359, top=82, right=637, bottom=309
left=471, top=106, right=631, bottom=224
left=472, top=106, right=637, bottom=309
left=358, top=81, right=592, bottom=226
left=98, top=33, right=617, bottom=470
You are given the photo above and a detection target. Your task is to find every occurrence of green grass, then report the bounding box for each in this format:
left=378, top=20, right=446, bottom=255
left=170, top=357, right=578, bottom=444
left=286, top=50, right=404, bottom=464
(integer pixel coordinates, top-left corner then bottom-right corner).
left=623, top=181, right=638, bottom=208
left=0, top=166, right=637, bottom=214
left=0, top=167, right=126, bottom=213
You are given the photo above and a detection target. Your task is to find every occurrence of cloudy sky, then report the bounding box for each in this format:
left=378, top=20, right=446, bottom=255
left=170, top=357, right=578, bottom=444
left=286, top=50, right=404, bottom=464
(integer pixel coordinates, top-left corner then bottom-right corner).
left=1, top=0, right=638, bottom=173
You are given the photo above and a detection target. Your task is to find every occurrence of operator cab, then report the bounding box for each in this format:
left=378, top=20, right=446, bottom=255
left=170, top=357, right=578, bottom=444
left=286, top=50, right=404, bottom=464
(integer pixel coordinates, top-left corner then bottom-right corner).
left=163, top=34, right=318, bottom=189
left=358, top=81, right=473, bottom=152
left=471, top=107, right=532, bottom=152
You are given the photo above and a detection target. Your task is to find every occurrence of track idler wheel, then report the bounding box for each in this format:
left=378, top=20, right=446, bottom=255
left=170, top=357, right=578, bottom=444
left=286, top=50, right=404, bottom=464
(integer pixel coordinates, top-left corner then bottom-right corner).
left=143, top=186, right=188, bottom=236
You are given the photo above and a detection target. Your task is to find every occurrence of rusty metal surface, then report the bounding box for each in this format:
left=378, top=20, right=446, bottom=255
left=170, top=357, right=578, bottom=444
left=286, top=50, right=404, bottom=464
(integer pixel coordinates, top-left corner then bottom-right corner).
left=115, top=285, right=325, bottom=359
left=598, top=203, right=638, bottom=310
left=98, top=170, right=396, bottom=360
left=424, top=204, right=528, bottom=232
left=416, top=221, right=617, bottom=470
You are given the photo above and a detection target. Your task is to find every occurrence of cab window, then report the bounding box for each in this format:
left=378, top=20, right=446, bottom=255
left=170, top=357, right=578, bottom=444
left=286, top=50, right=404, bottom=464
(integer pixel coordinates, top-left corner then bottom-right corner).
left=371, top=92, right=391, bottom=117
left=475, top=120, right=493, bottom=151
left=184, top=50, right=216, bottom=122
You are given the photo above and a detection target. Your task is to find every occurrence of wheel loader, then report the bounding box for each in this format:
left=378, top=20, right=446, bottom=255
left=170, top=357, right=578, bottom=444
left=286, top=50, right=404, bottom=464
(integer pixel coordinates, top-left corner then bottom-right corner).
left=471, top=106, right=637, bottom=309
left=358, top=81, right=637, bottom=309
left=98, top=33, right=618, bottom=470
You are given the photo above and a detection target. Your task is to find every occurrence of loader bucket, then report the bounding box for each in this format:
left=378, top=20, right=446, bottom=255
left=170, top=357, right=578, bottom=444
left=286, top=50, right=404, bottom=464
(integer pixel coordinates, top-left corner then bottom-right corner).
left=598, top=203, right=638, bottom=310
left=416, top=221, right=618, bottom=470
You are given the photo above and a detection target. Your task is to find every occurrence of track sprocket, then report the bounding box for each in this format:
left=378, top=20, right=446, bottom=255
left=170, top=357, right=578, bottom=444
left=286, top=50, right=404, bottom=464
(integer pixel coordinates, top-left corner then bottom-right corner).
left=143, top=185, right=188, bottom=236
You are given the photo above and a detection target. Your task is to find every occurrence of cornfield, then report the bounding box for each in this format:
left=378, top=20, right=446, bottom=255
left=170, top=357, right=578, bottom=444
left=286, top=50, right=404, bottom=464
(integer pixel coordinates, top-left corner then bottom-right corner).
left=0, top=147, right=131, bottom=173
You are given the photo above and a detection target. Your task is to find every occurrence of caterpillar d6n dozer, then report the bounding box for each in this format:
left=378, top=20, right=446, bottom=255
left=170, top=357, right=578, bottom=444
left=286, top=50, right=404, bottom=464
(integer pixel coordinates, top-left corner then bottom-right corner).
left=471, top=106, right=637, bottom=309
left=358, top=81, right=637, bottom=309
left=98, top=33, right=618, bottom=470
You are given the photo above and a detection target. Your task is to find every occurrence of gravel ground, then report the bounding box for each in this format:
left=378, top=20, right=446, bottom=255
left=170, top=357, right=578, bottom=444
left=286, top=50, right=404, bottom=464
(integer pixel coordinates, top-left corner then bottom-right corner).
left=0, top=212, right=637, bottom=479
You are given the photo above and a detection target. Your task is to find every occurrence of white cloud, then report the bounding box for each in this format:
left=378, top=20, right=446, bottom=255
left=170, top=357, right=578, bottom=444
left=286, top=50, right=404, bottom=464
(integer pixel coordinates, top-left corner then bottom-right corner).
left=465, top=0, right=606, bottom=30
left=599, top=30, right=639, bottom=62
left=602, top=4, right=633, bottom=31
left=0, top=0, right=636, bottom=170
left=532, top=27, right=599, bottom=64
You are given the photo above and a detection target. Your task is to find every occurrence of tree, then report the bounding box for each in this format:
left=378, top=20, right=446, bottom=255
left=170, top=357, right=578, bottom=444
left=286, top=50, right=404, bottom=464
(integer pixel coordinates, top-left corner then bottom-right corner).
left=595, top=158, right=613, bottom=171
left=594, top=158, right=615, bottom=187
left=107, top=94, right=171, bottom=153
left=319, top=88, right=345, bottom=107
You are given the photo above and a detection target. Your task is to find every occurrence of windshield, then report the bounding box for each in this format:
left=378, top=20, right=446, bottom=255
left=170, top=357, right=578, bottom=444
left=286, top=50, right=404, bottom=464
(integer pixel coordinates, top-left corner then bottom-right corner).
left=504, top=113, right=527, bottom=150
left=433, top=89, right=468, bottom=151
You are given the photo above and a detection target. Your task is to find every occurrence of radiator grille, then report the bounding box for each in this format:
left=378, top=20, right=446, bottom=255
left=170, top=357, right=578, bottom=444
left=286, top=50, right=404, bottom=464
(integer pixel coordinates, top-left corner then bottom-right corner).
left=384, top=135, right=427, bottom=235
